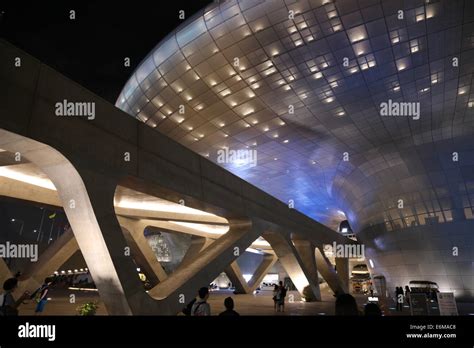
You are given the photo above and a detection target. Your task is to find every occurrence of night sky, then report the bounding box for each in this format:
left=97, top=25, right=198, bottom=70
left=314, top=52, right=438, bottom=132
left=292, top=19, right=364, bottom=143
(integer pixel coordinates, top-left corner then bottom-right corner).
left=0, top=0, right=212, bottom=103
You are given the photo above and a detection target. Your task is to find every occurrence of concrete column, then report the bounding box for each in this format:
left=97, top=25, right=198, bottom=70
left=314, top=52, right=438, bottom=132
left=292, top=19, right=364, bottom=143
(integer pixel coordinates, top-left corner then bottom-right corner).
left=247, top=254, right=277, bottom=292
left=117, top=216, right=168, bottom=282
left=225, top=253, right=277, bottom=294
left=148, top=218, right=260, bottom=302
left=315, top=247, right=346, bottom=296
left=224, top=261, right=249, bottom=294
left=263, top=231, right=319, bottom=299
left=292, top=239, right=321, bottom=301
left=121, top=227, right=161, bottom=287
left=335, top=257, right=350, bottom=293
left=18, top=227, right=78, bottom=293
left=177, top=235, right=213, bottom=269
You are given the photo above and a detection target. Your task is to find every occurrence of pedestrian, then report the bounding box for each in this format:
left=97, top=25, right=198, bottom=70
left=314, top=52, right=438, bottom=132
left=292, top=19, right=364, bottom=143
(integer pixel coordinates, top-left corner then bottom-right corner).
left=335, top=293, right=359, bottom=315
left=277, top=281, right=287, bottom=312
left=0, top=278, right=30, bottom=316
left=404, top=285, right=411, bottom=306
left=395, top=286, right=404, bottom=312
left=34, top=277, right=53, bottom=315
left=369, top=282, right=374, bottom=297
left=272, top=284, right=279, bottom=312
left=218, top=297, right=239, bottom=316
left=191, top=287, right=211, bottom=316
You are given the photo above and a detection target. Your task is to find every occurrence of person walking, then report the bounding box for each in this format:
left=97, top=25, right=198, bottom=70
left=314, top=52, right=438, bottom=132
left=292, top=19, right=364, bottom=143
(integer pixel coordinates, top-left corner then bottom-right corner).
left=34, top=278, right=53, bottom=315
left=218, top=297, right=239, bottom=316
left=191, top=287, right=211, bottom=316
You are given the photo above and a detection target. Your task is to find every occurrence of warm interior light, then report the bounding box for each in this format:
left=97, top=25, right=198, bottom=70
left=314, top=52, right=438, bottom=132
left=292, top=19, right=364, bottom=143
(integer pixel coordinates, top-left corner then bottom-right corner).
left=0, top=166, right=56, bottom=190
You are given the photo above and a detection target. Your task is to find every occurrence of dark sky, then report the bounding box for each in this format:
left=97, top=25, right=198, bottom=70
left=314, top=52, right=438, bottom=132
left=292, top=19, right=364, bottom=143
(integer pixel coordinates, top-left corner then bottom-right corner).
left=0, top=1, right=212, bottom=103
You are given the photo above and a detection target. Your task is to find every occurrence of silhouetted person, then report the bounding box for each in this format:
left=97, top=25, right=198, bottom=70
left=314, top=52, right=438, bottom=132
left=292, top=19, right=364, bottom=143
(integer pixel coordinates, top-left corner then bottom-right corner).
left=404, top=285, right=411, bottom=306
left=395, top=287, right=403, bottom=312
left=364, top=302, right=382, bottom=316
left=272, top=284, right=279, bottom=311
left=0, top=278, right=30, bottom=316
left=369, top=282, right=374, bottom=297
left=191, top=287, right=211, bottom=316
left=219, top=297, right=239, bottom=316
left=335, top=293, right=359, bottom=315
left=277, top=281, right=287, bottom=312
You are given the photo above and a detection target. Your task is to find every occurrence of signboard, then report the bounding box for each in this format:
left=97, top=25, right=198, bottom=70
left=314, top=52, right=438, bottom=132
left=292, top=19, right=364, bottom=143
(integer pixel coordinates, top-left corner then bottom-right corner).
left=436, top=292, right=458, bottom=316
left=409, top=293, right=429, bottom=316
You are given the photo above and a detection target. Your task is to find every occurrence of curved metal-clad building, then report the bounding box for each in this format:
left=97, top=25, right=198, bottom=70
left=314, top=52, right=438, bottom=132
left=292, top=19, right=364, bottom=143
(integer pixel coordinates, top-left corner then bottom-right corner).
left=117, top=0, right=474, bottom=300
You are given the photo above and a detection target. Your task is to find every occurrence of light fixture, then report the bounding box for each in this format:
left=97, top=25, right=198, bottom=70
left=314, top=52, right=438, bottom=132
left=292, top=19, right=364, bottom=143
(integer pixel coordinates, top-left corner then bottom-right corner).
left=314, top=72, right=323, bottom=79
left=243, top=108, right=255, bottom=116
left=283, top=139, right=289, bottom=143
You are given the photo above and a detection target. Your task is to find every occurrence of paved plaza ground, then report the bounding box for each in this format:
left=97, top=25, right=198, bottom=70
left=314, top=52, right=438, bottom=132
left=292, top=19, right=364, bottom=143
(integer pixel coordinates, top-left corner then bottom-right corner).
left=18, top=285, right=474, bottom=316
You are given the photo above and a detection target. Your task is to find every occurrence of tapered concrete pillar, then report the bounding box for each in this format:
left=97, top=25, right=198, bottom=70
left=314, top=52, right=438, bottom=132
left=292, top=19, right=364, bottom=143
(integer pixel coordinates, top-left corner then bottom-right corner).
left=225, top=253, right=277, bottom=294
left=263, top=231, right=319, bottom=299
left=292, top=239, right=321, bottom=301
left=247, top=253, right=277, bottom=292
left=335, top=257, right=350, bottom=293
left=149, top=218, right=260, bottom=301
left=225, top=261, right=249, bottom=294
left=117, top=216, right=168, bottom=282
left=121, top=227, right=161, bottom=287
left=178, top=235, right=213, bottom=270
left=18, top=227, right=78, bottom=293
left=315, top=247, right=346, bottom=296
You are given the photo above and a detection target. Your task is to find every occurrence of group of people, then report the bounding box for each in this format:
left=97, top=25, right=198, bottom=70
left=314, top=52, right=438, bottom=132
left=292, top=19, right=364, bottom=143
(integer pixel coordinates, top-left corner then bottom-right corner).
left=395, top=286, right=411, bottom=311
left=0, top=276, right=53, bottom=316
left=272, top=281, right=287, bottom=312
left=183, top=287, right=240, bottom=316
